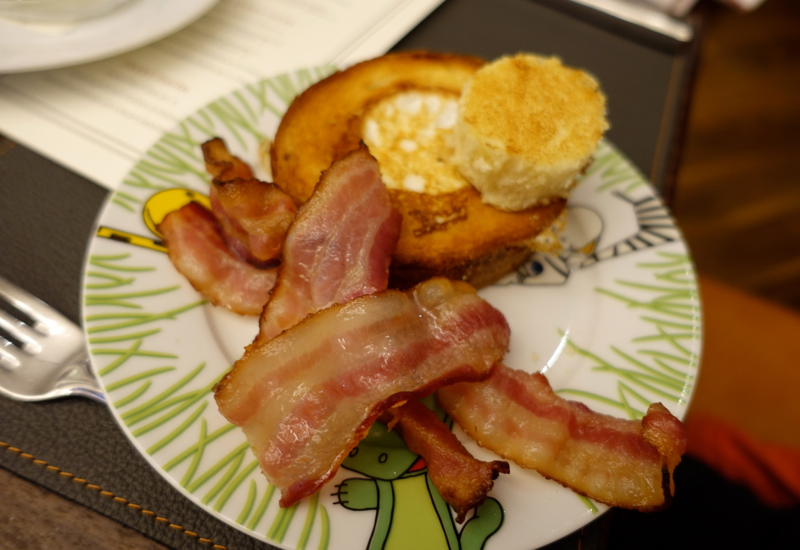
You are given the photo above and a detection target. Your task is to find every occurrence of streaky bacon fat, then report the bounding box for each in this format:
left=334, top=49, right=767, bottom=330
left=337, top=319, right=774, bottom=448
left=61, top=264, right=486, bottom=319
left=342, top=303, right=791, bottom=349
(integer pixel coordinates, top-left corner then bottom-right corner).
left=202, top=138, right=297, bottom=266
left=436, top=363, right=687, bottom=511
left=253, top=144, right=401, bottom=346
left=159, top=202, right=276, bottom=315
left=385, top=400, right=510, bottom=522
left=214, top=277, right=510, bottom=507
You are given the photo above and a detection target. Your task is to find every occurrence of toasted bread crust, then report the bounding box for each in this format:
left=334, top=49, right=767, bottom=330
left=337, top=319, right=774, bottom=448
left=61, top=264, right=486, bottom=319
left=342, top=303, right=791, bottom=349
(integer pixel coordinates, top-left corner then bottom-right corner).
left=271, top=51, right=565, bottom=288
left=388, top=187, right=564, bottom=287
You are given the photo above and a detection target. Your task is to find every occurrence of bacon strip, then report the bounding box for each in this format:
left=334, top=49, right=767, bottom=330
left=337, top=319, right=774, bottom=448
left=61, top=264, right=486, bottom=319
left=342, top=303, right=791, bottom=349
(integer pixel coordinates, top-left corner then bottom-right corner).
left=159, top=202, right=276, bottom=315
left=202, top=138, right=297, bottom=266
left=214, top=277, right=510, bottom=507
left=202, top=137, right=254, bottom=182
left=436, top=364, right=687, bottom=511
left=385, top=400, right=510, bottom=522
left=253, top=144, right=401, bottom=345
left=209, top=178, right=297, bottom=266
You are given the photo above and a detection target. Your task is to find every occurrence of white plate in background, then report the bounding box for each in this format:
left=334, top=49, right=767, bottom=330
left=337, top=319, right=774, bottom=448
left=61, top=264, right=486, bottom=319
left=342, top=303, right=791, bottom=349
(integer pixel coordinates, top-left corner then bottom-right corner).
left=0, top=0, right=218, bottom=73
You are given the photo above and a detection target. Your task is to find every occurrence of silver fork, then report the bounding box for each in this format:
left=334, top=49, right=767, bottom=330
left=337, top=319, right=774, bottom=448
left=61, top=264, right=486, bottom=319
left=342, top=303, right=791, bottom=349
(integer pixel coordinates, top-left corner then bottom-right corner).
left=0, top=276, right=105, bottom=403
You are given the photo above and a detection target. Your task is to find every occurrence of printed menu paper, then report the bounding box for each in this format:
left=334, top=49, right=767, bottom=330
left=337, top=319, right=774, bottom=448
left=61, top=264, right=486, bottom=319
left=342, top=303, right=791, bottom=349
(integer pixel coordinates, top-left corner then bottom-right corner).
left=0, top=0, right=443, bottom=190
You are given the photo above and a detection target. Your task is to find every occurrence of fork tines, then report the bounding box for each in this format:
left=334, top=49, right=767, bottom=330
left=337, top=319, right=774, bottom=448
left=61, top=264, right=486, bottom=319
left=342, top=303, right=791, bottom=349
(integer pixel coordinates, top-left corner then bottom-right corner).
left=0, top=277, right=55, bottom=369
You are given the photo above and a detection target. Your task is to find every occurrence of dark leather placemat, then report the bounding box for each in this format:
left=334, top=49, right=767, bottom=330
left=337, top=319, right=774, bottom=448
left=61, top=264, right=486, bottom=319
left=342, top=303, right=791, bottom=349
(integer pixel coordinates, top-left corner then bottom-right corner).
left=0, top=1, right=697, bottom=548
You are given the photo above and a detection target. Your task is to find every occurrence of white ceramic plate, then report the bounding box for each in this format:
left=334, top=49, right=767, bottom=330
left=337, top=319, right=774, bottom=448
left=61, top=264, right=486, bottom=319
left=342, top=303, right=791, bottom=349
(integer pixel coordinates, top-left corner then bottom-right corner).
left=82, top=66, right=702, bottom=550
left=0, top=0, right=218, bottom=74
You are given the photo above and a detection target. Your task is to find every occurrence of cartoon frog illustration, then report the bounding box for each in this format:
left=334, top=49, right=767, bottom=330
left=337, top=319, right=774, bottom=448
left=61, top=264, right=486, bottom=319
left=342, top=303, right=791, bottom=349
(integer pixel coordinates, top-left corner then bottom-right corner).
left=332, top=396, right=504, bottom=550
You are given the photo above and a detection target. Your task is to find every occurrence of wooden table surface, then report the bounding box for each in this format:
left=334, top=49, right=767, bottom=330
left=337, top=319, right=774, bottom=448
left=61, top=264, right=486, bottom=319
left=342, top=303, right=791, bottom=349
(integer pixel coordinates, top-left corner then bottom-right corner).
left=672, top=0, right=800, bottom=312
left=0, top=466, right=166, bottom=550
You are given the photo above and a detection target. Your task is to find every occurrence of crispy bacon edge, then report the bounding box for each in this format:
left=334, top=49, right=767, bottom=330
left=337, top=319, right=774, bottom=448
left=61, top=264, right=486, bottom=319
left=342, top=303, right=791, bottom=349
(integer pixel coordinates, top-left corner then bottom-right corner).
left=209, top=178, right=297, bottom=265
left=202, top=137, right=254, bottom=181
left=384, top=400, right=510, bottom=523
left=437, top=363, right=688, bottom=511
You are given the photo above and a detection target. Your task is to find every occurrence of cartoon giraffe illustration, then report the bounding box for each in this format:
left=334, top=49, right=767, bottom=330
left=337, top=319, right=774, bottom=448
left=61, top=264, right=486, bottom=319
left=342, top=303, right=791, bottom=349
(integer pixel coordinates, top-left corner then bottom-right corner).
left=333, top=396, right=504, bottom=550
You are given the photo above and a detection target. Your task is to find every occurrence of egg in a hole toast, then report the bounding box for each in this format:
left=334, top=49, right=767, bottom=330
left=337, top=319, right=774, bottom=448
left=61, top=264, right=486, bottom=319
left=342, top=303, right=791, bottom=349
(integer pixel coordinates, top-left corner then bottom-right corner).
left=270, top=51, right=607, bottom=289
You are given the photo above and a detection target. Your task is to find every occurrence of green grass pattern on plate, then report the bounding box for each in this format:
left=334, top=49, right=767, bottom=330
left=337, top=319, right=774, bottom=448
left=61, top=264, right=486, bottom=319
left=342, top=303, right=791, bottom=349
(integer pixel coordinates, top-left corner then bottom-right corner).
left=558, top=252, right=699, bottom=418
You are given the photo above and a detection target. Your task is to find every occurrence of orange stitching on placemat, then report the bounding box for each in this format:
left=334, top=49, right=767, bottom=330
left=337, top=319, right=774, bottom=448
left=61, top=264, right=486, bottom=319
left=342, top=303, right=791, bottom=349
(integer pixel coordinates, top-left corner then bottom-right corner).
left=0, top=440, right=228, bottom=549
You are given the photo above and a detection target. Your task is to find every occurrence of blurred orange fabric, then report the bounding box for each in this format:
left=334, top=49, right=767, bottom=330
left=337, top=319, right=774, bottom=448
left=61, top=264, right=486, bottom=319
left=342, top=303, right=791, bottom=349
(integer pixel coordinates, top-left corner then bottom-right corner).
left=686, top=414, right=800, bottom=508
left=686, top=276, right=800, bottom=508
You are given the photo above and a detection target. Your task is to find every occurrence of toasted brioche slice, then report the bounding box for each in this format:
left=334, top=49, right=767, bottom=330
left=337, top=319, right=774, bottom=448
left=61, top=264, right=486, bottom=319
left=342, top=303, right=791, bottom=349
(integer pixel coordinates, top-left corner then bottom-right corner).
left=455, top=54, right=608, bottom=211
left=271, top=51, right=565, bottom=289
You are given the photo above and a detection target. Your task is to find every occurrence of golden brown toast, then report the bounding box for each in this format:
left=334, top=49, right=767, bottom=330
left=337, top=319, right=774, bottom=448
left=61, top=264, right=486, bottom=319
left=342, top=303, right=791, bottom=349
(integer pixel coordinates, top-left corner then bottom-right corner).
left=271, top=51, right=565, bottom=289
